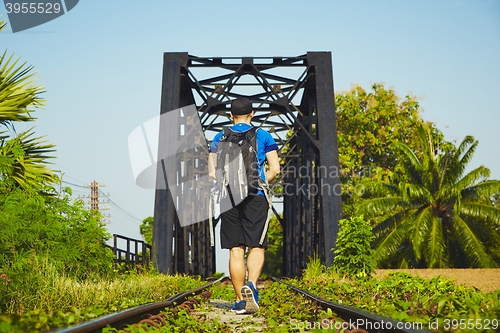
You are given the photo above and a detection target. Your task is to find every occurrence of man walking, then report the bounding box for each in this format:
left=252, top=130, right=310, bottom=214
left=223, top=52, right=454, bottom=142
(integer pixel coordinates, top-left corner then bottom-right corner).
left=208, top=97, right=280, bottom=314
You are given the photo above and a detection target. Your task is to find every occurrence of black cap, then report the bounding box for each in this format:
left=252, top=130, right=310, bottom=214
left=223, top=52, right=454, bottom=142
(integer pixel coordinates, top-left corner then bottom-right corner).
left=231, top=97, right=253, bottom=115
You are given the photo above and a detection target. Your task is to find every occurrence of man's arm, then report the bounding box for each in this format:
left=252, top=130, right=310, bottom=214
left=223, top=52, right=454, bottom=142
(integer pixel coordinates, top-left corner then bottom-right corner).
left=265, top=150, right=280, bottom=183
left=208, top=152, right=217, bottom=180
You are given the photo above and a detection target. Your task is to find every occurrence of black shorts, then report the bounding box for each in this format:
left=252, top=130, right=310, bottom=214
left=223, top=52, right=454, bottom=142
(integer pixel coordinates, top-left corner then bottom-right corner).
left=220, top=194, right=269, bottom=249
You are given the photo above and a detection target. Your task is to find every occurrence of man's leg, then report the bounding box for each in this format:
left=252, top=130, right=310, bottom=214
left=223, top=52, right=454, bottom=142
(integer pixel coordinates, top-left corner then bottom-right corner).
left=241, top=195, right=268, bottom=288
left=239, top=246, right=264, bottom=314
left=247, top=246, right=265, bottom=286
left=238, top=195, right=268, bottom=313
left=229, top=245, right=246, bottom=301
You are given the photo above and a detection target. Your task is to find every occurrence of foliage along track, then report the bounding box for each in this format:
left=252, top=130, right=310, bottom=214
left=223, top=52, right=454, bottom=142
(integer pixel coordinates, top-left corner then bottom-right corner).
left=49, top=277, right=227, bottom=333
left=49, top=276, right=437, bottom=333
left=271, top=277, right=433, bottom=333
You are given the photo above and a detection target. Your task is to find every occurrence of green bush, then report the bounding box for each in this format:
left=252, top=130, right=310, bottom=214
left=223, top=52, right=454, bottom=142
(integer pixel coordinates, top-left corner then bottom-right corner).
left=0, top=185, right=115, bottom=313
left=332, top=215, right=376, bottom=278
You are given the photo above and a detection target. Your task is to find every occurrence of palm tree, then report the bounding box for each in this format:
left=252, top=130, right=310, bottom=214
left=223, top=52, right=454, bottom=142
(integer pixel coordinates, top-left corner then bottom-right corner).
left=0, top=22, right=55, bottom=189
left=357, top=124, right=500, bottom=268
left=0, top=129, right=55, bottom=189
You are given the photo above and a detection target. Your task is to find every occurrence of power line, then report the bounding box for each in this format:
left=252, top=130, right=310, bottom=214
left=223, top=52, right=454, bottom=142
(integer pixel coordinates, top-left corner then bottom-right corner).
left=56, top=164, right=93, bottom=185
left=62, top=180, right=86, bottom=188
left=99, top=188, right=143, bottom=223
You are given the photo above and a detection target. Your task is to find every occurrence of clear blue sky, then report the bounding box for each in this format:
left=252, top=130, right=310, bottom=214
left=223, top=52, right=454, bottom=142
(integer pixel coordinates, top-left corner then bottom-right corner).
left=1, top=0, right=499, bottom=273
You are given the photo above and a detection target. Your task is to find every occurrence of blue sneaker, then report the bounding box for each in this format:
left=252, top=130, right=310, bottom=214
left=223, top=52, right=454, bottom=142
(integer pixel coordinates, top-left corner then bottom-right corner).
left=231, top=300, right=246, bottom=312
left=240, top=281, right=259, bottom=314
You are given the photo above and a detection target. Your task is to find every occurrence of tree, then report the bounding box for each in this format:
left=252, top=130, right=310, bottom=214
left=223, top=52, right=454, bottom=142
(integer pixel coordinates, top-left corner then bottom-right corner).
left=336, top=84, right=422, bottom=178
left=356, top=124, right=500, bottom=268
left=335, top=84, right=445, bottom=216
left=140, top=216, right=153, bottom=244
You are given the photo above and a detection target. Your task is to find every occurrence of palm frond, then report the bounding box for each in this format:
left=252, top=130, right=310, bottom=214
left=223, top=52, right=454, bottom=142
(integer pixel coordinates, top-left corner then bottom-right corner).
left=450, top=215, right=497, bottom=267
left=455, top=136, right=477, bottom=167
left=462, top=179, right=500, bottom=202
left=373, top=216, right=413, bottom=264
left=0, top=51, right=45, bottom=126
left=393, top=141, right=427, bottom=186
left=435, top=166, right=489, bottom=205
left=436, top=149, right=455, bottom=187
left=372, top=209, right=412, bottom=239
left=359, top=179, right=399, bottom=197
left=357, top=196, right=405, bottom=217
left=456, top=165, right=490, bottom=191
left=0, top=128, right=56, bottom=188
left=394, top=141, right=423, bottom=171
left=443, top=136, right=478, bottom=186
left=424, top=216, right=446, bottom=268
left=410, top=206, right=432, bottom=261
left=398, top=181, right=433, bottom=204
left=415, top=124, right=433, bottom=159
left=460, top=203, right=500, bottom=226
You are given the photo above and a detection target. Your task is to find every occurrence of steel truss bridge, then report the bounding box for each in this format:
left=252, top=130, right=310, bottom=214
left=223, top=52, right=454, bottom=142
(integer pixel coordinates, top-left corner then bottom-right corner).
left=153, top=52, right=342, bottom=278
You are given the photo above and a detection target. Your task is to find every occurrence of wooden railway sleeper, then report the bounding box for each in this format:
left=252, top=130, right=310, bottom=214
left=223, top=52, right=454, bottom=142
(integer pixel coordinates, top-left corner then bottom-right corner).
left=125, top=289, right=213, bottom=331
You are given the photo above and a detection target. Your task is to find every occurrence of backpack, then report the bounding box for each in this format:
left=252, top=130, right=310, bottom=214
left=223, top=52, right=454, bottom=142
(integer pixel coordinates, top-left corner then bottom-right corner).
left=215, top=127, right=261, bottom=206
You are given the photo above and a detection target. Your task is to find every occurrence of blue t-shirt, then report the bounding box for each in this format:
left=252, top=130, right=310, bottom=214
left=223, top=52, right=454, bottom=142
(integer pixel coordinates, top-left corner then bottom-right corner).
left=209, top=123, right=278, bottom=195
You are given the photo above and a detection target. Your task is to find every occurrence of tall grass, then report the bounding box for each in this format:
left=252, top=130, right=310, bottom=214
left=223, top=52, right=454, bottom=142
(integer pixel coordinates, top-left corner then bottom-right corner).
left=301, top=255, right=353, bottom=285
left=301, top=255, right=326, bottom=282
left=2, top=259, right=206, bottom=315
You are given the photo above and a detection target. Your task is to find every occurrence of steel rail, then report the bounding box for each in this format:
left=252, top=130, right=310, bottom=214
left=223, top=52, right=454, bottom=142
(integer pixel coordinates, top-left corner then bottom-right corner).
left=271, top=277, right=433, bottom=333
left=50, top=276, right=228, bottom=333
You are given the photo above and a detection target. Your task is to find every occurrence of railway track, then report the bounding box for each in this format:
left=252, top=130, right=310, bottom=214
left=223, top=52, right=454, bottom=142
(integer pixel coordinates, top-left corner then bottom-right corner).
left=49, top=276, right=226, bottom=333
left=272, top=277, right=432, bottom=333
left=49, top=276, right=433, bottom=333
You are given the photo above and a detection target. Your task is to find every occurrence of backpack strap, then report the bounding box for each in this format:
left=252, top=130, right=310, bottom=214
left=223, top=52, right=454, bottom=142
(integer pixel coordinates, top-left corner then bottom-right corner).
left=220, top=128, right=232, bottom=142
left=244, top=126, right=258, bottom=142
left=258, top=175, right=273, bottom=245
left=252, top=127, right=274, bottom=245
left=209, top=185, right=216, bottom=246
left=225, top=126, right=258, bottom=140
left=217, top=128, right=232, bottom=200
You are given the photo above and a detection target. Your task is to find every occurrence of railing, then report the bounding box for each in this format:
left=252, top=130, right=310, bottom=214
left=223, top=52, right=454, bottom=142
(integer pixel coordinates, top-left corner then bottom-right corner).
left=106, top=234, right=152, bottom=267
